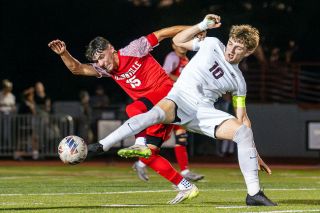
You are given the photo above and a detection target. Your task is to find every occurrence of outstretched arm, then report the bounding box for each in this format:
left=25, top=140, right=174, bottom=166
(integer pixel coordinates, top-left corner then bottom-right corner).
left=48, top=39, right=98, bottom=77
left=153, top=26, right=190, bottom=43
left=173, top=14, right=221, bottom=50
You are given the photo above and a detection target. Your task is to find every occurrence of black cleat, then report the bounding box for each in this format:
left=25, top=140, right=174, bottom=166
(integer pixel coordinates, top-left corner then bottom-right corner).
left=246, top=190, right=277, bottom=206
left=86, top=143, right=104, bottom=159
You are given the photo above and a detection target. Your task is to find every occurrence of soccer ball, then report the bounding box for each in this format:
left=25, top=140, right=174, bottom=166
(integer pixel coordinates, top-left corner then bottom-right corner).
left=58, top=135, right=88, bottom=165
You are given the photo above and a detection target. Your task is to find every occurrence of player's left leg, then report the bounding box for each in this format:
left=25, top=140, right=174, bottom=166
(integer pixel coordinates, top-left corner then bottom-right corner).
left=174, top=126, right=204, bottom=182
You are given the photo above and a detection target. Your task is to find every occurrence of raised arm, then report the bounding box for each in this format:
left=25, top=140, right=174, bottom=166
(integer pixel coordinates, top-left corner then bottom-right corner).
left=173, top=14, right=221, bottom=50
left=48, top=39, right=98, bottom=77
left=153, top=25, right=190, bottom=43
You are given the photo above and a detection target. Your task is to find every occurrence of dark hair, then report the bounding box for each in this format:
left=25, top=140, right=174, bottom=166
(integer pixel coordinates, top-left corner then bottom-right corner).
left=85, top=36, right=110, bottom=61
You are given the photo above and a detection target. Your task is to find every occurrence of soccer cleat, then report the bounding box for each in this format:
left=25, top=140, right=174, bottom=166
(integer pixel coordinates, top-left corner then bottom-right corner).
left=246, top=190, right=277, bottom=206
left=132, top=161, right=149, bottom=182
left=168, top=184, right=199, bottom=204
left=117, top=144, right=151, bottom=158
left=86, top=143, right=104, bottom=159
left=182, top=171, right=204, bottom=182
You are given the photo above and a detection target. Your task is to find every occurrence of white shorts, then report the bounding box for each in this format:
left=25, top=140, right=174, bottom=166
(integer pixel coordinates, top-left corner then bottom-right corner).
left=166, top=88, right=235, bottom=139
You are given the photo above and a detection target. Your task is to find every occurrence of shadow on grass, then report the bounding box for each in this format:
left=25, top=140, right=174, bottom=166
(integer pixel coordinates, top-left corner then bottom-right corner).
left=280, top=199, right=320, bottom=205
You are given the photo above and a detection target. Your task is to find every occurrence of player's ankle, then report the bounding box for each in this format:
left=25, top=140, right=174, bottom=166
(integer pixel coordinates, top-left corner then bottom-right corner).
left=135, top=137, right=146, bottom=146
left=177, top=178, right=192, bottom=190
left=181, top=169, right=190, bottom=176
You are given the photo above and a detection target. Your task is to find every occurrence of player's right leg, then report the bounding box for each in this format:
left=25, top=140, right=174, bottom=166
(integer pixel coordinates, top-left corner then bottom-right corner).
left=87, top=105, right=166, bottom=158
left=117, top=100, right=153, bottom=158
left=116, top=99, right=176, bottom=158
left=118, top=86, right=174, bottom=158
left=139, top=144, right=199, bottom=204
left=216, top=119, right=277, bottom=206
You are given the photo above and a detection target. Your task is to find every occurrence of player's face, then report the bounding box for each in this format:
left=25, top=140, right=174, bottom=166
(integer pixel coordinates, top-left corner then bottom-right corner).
left=224, top=38, right=252, bottom=64
left=96, top=45, right=118, bottom=72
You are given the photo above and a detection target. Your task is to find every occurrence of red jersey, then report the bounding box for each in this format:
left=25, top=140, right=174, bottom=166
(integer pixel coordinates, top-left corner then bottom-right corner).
left=162, top=51, right=189, bottom=78
left=92, top=34, right=173, bottom=101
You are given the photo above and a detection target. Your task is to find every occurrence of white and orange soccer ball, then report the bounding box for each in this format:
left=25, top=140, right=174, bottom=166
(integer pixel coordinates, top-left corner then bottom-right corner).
left=58, top=135, right=88, bottom=165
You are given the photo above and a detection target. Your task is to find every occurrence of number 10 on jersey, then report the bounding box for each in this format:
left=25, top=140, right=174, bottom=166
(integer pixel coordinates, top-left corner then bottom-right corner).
left=209, top=61, right=224, bottom=79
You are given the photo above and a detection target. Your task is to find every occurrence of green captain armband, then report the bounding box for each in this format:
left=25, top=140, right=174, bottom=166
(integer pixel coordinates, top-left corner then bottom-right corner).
left=232, top=96, right=246, bottom=108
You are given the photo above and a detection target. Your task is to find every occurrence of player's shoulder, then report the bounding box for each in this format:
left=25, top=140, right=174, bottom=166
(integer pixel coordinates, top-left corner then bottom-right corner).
left=200, top=37, right=223, bottom=49
left=203, top=37, right=222, bottom=44
left=119, top=35, right=152, bottom=57
left=165, top=51, right=179, bottom=60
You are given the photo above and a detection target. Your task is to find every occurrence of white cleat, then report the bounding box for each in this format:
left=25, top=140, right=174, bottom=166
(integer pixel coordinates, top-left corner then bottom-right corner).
left=168, top=184, right=199, bottom=205
left=132, top=161, right=149, bottom=182
left=182, top=171, right=204, bottom=182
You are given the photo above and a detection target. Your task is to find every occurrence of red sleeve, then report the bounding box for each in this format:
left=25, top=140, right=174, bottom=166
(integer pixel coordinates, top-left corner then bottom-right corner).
left=146, top=33, right=159, bottom=47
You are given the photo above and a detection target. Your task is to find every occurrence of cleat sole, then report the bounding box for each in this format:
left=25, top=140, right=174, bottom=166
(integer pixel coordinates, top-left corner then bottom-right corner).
left=117, top=149, right=151, bottom=158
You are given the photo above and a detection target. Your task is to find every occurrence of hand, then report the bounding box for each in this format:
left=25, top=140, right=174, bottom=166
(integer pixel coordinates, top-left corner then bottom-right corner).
left=198, top=14, right=222, bottom=31
left=48, top=39, right=66, bottom=55
left=258, top=155, right=272, bottom=175
left=195, top=30, right=207, bottom=41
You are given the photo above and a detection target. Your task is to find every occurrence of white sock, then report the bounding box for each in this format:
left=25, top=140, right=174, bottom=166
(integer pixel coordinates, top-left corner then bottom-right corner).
left=135, top=137, right=146, bottom=146
left=180, top=169, right=190, bottom=176
left=177, top=178, right=192, bottom=190
left=233, top=125, right=260, bottom=196
left=99, top=106, right=165, bottom=151
left=137, top=160, right=146, bottom=168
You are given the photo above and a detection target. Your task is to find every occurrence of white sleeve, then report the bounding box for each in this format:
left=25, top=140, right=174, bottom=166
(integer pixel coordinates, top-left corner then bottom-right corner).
left=192, top=38, right=201, bottom=51
left=232, top=75, right=247, bottom=96
left=119, top=36, right=154, bottom=58
left=162, top=52, right=180, bottom=74
left=89, top=63, right=112, bottom=78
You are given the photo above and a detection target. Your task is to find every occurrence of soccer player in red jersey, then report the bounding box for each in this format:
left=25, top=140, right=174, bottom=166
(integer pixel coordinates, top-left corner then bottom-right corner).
left=132, top=41, right=205, bottom=182
left=48, top=25, right=199, bottom=204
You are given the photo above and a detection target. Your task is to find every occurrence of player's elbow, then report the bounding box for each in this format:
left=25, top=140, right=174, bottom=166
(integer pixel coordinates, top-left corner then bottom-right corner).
left=172, top=37, right=180, bottom=46
left=69, top=64, right=84, bottom=76
left=69, top=67, right=81, bottom=75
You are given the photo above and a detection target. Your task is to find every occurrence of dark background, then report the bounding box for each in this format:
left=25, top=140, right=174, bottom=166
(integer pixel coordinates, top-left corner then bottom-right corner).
left=1, top=0, right=319, bottom=103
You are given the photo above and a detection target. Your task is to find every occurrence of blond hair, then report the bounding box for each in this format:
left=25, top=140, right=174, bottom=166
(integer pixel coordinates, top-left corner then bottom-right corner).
left=229, top=25, right=260, bottom=51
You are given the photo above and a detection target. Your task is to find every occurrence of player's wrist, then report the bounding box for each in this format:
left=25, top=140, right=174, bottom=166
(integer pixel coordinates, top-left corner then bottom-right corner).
left=198, top=22, right=207, bottom=31
left=198, top=18, right=215, bottom=31
left=59, top=50, right=67, bottom=56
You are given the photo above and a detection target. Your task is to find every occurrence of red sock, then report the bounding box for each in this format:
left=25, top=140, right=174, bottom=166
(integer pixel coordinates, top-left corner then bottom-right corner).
left=126, top=100, right=148, bottom=138
left=174, top=145, right=189, bottom=171
left=139, top=148, right=183, bottom=185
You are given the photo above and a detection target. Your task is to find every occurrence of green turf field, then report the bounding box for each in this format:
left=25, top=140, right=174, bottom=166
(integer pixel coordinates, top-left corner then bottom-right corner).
left=0, top=163, right=320, bottom=213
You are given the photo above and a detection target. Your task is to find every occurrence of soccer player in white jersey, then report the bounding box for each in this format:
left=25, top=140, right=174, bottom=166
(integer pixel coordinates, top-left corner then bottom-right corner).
left=88, top=14, right=276, bottom=206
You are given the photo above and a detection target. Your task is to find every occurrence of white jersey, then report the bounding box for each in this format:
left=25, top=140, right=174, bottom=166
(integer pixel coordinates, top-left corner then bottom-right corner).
left=166, top=37, right=246, bottom=138
left=173, top=37, right=247, bottom=104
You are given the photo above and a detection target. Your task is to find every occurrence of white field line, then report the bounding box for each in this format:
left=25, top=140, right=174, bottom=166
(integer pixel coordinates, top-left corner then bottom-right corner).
left=0, top=187, right=320, bottom=197
left=0, top=189, right=174, bottom=196
left=101, top=204, right=148, bottom=207
left=0, top=202, right=44, bottom=205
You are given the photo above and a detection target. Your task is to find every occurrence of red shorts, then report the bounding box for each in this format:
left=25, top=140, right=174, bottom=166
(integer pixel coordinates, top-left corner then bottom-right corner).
left=127, top=83, right=174, bottom=143
left=173, top=125, right=185, bottom=132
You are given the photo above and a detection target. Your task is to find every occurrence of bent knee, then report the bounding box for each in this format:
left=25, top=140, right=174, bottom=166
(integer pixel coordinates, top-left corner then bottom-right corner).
left=233, top=125, right=253, bottom=144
